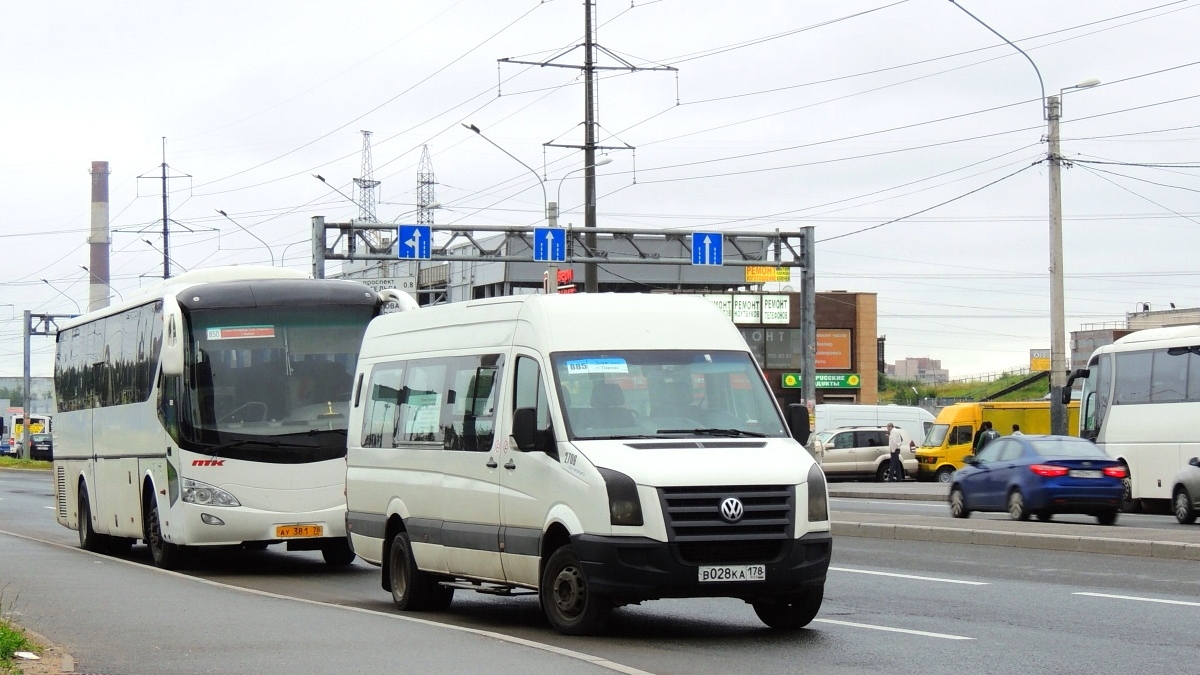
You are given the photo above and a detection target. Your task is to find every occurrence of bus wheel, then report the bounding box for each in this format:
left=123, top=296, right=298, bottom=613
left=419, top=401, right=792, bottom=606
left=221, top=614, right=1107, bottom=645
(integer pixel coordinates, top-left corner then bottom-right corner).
left=1120, top=470, right=1142, bottom=513
left=322, top=538, right=357, bottom=566
left=77, top=487, right=107, bottom=552
left=144, top=497, right=184, bottom=570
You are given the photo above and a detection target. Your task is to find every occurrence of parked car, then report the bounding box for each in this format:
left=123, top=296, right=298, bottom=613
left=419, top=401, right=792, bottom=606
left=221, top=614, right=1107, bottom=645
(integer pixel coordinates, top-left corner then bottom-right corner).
left=948, top=435, right=1124, bottom=525
left=28, top=433, right=53, bottom=461
left=1171, top=457, right=1200, bottom=525
left=807, top=426, right=917, bottom=481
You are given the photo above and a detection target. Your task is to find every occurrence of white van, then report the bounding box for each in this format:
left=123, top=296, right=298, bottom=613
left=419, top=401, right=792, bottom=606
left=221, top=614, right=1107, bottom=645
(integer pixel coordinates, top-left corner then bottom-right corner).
left=814, top=404, right=934, bottom=446
left=345, top=293, right=831, bottom=635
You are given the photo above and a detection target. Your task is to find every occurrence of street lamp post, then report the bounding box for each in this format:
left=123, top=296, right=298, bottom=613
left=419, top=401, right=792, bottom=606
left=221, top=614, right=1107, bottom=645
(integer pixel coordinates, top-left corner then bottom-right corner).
left=1047, top=79, right=1100, bottom=434
left=40, top=279, right=81, bottom=314
left=217, top=210, right=276, bottom=266
left=552, top=156, right=612, bottom=294
left=462, top=124, right=557, bottom=292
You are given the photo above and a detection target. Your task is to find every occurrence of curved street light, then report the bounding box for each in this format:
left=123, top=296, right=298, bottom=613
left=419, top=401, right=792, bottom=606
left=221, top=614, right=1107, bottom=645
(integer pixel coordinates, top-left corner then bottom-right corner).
left=216, top=210, right=275, bottom=266
left=556, top=155, right=612, bottom=213
left=40, top=278, right=81, bottom=314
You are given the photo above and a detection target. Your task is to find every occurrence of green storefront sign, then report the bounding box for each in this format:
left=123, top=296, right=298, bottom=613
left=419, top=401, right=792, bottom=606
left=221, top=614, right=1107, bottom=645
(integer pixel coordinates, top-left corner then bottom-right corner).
left=780, top=373, right=861, bottom=389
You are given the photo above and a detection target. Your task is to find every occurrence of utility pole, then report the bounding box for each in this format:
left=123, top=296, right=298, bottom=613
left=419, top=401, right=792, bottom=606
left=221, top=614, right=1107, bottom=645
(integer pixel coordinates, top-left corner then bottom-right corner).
left=498, top=0, right=675, bottom=293
left=1047, top=94, right=1067, bottom=435
left=161, top=138, right=170, bottom=279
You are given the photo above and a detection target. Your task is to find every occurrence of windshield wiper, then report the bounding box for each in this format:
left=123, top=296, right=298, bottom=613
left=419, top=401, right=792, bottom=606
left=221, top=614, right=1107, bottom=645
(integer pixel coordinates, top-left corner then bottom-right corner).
left=205, top=438, right=283, bottom=457
left=574, top=434, right=660, bottom=440
left=655, top=428, right=767, bottom=438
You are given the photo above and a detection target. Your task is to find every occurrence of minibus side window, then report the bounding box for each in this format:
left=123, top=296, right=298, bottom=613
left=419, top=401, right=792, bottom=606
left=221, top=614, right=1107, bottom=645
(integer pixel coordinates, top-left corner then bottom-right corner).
left=361, top=362, right=405, bottom=448
left=514, top=355, right=554, bottom=457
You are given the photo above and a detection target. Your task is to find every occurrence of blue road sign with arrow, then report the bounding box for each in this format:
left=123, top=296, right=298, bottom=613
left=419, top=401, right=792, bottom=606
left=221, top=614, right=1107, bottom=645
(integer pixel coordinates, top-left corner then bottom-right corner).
left=691, top=231, right=723, bottom=266
left=534, top=227, right=566, bottom=262
left=397, top=225, right=432, bottom=260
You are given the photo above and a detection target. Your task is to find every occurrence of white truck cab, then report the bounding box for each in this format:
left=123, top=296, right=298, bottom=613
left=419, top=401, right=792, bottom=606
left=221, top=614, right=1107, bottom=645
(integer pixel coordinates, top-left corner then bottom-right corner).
left=344, top=293, right=831, bottom=634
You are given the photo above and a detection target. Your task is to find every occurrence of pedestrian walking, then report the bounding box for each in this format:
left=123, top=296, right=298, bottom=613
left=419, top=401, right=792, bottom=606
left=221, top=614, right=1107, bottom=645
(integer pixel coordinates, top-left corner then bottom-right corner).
left=886, top=422, right=905, bottom=481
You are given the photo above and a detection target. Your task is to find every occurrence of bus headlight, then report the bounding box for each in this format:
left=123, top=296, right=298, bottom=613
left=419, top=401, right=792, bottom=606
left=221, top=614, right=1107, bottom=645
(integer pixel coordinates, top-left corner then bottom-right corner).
left=597, top=468, right=643, bottom=526
left=182, top=478, right=240, bottom=507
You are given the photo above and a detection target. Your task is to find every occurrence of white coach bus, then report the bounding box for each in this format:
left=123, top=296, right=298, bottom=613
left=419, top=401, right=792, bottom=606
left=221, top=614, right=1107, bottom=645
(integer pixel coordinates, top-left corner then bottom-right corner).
left=53, top=266, right=399, bottom=568
left=1068, top=325, right=1200, bottom=511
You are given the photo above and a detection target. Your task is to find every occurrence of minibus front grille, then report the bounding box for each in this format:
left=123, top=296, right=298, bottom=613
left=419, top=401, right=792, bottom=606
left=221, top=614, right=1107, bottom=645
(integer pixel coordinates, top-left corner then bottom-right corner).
left=658, top=485, right=795, bottom=544
left=675, top=540, right=785, bottom=565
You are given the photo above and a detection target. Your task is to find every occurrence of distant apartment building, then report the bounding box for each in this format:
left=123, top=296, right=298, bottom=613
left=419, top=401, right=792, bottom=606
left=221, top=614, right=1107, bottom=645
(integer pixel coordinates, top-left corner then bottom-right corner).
left=1071, top=304, right=1200, bottom=369
left=888, top=357, right=949, bottom=384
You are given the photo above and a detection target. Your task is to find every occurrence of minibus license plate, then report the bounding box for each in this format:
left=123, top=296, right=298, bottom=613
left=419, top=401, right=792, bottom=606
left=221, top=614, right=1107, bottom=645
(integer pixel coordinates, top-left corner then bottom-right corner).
left=699, top=565, right=765, bottom=582
left=1069, top=470, right=1102, bottom=479
left=275, top=524, right=323, bottom=538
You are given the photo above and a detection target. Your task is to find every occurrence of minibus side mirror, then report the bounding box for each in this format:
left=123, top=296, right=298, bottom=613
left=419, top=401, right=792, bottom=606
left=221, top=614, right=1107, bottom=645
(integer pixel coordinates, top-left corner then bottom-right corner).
left=512, top=407, right=537, bottom=452
left=787, top=403, right=811, bottom=446
left=1190, top=457, right=1199, bottom=468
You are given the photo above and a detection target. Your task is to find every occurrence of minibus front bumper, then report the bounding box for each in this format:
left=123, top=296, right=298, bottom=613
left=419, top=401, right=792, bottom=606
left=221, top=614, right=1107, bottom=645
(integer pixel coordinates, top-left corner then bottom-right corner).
left=570, top=530, right=831, bottom=603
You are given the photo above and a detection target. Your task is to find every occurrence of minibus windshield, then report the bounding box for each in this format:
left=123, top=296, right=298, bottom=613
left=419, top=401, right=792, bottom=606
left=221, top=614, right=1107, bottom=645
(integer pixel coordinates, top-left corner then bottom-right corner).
left=551, top=350, right=789, bottom=440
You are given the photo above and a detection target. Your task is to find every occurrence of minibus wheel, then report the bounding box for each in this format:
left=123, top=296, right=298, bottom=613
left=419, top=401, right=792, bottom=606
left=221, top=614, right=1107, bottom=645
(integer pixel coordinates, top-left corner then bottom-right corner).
left=753, top=585, right=823, bottom=630
left=387, top=532, right=453, bottom=611
left=540, top=545, right=611, bottom=635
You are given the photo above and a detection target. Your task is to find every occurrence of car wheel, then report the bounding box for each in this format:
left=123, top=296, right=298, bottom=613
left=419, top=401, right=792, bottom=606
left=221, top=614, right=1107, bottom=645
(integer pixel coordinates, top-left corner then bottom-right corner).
left=1174, top=488, right=1196, bottom=525
left=541, top=545, right=611, bottom=635
left=77, top=486, right=108, bottom=552
left=753, top=586, right=823, bottom=631
left=1007, top=490, right=1029, bottom=521
left=949, top=486, right=970, bottom=518
left=322, top=538, right=357, bottom=566
left=144, top=495, right=185, bottom=570
left=387, top=531, right=452, bottom=611
left=936, top=467, right=954, bottom=484
left=1035, top=511, right=1052, bottom=522
left=1096, top=510, right=1119, bottom=526
left=875, top=463, right=889, bottom=482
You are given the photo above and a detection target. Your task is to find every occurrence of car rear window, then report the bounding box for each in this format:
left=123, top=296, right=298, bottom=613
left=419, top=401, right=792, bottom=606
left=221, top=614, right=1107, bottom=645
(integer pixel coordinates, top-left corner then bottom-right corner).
left=1030, top=438, right=1106, bottom=458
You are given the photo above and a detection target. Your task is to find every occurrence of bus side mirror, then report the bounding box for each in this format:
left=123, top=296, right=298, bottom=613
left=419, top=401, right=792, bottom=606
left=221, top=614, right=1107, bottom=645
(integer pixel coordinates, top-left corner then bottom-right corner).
left=161, top=299, right=185, bottom=377
left=788, top=403, right=811, bottom=446
left=1062, top=368, right=1089, bottom=404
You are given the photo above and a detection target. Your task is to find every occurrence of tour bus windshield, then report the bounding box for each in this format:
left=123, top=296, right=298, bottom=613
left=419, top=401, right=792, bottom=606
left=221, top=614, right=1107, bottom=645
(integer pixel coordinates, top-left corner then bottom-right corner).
left=179, top=305, right=374, bottom=449
left=550, top=350, right=788, bottom=440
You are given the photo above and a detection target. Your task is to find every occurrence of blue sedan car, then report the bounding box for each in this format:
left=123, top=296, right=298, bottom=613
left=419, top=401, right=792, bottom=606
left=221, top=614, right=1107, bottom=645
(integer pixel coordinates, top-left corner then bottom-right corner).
left=949, top=435, right=1124, bottom=525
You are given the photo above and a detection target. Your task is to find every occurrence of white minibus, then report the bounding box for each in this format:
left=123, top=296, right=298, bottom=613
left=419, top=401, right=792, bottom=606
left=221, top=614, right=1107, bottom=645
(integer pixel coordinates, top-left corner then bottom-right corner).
left=345, top=293, right=831, bottom=634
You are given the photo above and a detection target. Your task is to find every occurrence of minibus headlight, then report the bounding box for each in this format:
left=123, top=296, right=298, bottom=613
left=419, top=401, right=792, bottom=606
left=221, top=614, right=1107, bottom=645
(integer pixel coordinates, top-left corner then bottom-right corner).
left=182, top=478, right=240, bottom=507
left=807, top=464, right=828, bottom=522
left=597, top=468, right=643, bottom=526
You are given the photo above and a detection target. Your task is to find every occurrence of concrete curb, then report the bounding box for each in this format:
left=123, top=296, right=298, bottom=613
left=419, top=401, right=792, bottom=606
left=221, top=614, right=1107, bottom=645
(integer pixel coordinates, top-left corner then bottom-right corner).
left=832, top=521, right=1200, bottom=560
left=828, top=490, right=948, bottom=502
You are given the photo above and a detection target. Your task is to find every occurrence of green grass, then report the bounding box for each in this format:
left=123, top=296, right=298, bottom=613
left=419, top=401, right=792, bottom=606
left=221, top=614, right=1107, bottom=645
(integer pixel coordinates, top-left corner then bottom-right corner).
left=0, top=590, right=38, bottom=675
left=0, top=458, right=51, bottom=471
left=882, top=372, right=1051, bottom=404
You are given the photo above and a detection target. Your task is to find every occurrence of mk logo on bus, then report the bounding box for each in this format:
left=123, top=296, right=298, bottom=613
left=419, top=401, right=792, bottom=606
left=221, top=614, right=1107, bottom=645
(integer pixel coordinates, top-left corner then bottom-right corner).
left=191, top=459, right=225, bottom=467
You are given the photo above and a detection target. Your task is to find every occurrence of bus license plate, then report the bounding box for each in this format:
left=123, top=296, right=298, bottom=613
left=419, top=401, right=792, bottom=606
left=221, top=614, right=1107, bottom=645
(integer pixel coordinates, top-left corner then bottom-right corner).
left=275, top=524, right=323, bottom=538
left=1069, top=470, right=1102, bottom=479
left=699, top=565, right=766, bottom=582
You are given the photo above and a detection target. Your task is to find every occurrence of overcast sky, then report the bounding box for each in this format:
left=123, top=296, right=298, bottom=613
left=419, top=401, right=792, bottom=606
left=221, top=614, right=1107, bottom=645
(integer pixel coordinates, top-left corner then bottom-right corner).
left=3, top=0, right=1199, bottom=379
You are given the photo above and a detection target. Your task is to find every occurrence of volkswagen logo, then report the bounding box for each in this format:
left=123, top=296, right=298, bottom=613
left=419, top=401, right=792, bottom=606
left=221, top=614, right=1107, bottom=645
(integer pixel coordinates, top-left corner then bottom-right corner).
left=720, top=497, right=744, bottom=523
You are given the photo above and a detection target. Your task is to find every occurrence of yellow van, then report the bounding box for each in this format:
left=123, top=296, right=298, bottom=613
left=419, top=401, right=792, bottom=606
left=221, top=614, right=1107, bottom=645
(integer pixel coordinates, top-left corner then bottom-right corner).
left=915, top=401, right=1080, bottom=483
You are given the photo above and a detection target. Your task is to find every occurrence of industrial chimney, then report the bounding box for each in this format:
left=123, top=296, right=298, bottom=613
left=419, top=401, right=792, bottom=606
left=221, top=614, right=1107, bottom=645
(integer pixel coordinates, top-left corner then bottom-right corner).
left=88, top=161, right=111, bottom=311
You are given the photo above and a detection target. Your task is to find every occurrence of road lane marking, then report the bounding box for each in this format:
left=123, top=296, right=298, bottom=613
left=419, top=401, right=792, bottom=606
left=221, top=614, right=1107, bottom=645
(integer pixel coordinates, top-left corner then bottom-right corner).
left=814, top=618, right=974, bottom=640
left=0, top=528, right=659, bottom=675
left=830, top=566, right=988, bottom=585
left=1074, top=592, right=1200, bottom=608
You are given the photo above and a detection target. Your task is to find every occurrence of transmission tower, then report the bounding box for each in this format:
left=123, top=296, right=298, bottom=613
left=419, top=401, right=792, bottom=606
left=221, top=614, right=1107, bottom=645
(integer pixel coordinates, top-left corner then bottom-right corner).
left=354, top=130, right=381, bottom=224
left=416, top=145, right=437, bottom=226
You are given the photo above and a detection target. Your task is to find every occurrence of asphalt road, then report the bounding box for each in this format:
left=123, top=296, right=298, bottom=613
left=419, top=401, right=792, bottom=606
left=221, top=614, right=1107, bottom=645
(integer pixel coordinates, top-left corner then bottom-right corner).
left=3, top=470, right=1199, bottom=674
left=829, top=495, right=1187, bottom=531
